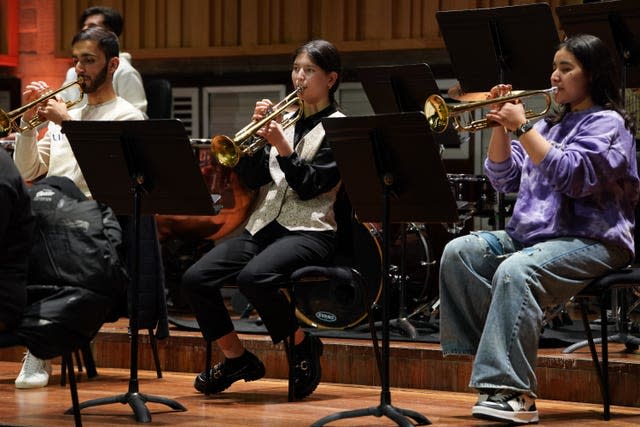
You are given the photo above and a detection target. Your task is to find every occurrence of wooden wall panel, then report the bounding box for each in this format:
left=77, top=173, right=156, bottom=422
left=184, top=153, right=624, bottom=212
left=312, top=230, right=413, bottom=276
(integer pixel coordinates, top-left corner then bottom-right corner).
left=240, top=0, right=259, bottom=46
left=54, top=0, right=582, bottom=59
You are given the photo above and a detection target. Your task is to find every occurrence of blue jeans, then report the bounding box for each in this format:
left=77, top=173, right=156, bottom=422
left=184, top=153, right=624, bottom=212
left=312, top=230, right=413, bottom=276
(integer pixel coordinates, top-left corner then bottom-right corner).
left=439, top=230, right=631, bottom=397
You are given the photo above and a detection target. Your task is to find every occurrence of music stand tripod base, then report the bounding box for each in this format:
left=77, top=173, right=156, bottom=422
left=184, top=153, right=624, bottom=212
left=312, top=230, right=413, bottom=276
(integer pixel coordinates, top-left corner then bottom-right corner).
left=65, top=390, right=187, bottom=423
left=312, top=403, right=430, bottom=427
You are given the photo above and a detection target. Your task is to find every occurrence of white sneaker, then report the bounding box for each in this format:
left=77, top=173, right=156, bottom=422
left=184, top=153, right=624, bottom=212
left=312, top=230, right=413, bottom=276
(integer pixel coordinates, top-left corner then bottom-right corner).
left=472, top=389, right=538, bottom=424
left=15, top=351, right=52, bottom=389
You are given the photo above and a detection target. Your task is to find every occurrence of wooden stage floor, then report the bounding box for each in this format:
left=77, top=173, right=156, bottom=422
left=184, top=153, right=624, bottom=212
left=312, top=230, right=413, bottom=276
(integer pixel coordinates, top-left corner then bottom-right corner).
left=1, top=361, right=640, bottom=426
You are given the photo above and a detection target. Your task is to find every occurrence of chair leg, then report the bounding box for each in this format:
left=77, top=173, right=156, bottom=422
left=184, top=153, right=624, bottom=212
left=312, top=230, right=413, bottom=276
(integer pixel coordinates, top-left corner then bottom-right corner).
left=600, top=299, right=611, bottom=420
left=148, top=328, right=163, bottom=378
left=60, top=342, right=98, bottom=386
left=62, top=352, right=83, bottom=427
left=81, top=342, right=97, bottom=379
left=579, top=298, right=611, bottom=421
left=287, top=284, right=296, bottom=402
left=579, top=301, right=605, bottom=390
left=74, top=349, right=84, bottom=373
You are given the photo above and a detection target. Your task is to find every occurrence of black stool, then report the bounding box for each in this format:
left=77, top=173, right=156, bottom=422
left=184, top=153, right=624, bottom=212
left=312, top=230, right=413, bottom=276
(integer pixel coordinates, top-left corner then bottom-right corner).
left=204, top=266, right=367, bottom=401
left=564, top=266, right=640, bottom=420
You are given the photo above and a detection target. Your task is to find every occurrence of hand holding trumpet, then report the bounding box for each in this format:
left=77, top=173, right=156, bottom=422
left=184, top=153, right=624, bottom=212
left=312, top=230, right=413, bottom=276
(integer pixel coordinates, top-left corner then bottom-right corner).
left=22, top=81, right=72, bottom=127
left=485, top=84, right=528, bottom=132
left=253, top=98, right=293, bottom=157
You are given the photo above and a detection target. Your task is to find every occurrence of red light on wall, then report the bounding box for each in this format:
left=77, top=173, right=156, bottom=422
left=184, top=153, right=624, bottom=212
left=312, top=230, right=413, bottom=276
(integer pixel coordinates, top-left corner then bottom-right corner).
left=0, top=0, right=18, bottom=67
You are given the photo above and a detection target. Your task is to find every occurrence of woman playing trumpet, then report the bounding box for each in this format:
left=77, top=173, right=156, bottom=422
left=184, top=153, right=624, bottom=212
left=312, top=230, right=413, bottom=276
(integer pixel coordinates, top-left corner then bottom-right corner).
left=439, top=34, right=638, bottom=424
left=181, top=39, right=344, bottom=399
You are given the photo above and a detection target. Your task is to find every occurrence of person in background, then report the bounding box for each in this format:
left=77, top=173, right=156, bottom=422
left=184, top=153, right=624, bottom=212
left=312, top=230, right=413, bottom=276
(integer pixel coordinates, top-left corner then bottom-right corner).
left=12, top=26, right=145, bottom=388
left=439, top=33, right=638, bottom=424
left=181, top=39, right=343, bottom=400
left=62, top=5, right=147, bottom=115
left=0, top=149, right=35, bottom=335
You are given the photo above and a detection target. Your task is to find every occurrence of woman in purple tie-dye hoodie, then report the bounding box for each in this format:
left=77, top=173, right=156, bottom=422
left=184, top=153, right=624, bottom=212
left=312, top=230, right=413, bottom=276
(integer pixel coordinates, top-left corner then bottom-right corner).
left=439, top=34, right=639, bottom=425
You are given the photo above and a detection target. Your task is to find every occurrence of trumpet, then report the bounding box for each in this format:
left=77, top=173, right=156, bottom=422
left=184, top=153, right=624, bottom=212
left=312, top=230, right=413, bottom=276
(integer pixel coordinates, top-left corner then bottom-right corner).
left=211, top=87, right=304, bottom=167
left=0, top=78, right=84, bottom=137
left=424, top=87, right=557, bottom=133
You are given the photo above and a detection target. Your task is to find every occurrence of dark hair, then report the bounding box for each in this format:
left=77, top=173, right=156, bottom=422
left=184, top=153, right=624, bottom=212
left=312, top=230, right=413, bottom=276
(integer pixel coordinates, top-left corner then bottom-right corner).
left=78, top=6, right=124, bottom=37
left=71, top=26, right=120, bottom=61
left=294, top=39, right=342, bottom=104
left=547, top=34, right=634, bottom=133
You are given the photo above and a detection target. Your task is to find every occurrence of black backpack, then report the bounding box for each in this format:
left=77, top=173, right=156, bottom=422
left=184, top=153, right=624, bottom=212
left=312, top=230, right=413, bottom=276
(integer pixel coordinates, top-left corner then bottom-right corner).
left=27, top=177, right=129, bottom=298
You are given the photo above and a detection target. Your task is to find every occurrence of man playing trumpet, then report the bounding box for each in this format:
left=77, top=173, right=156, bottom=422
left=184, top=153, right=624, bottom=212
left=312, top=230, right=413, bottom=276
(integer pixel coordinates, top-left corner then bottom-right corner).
left=13, top=26, right=144, bottom=198
left=12, top=26, right=144, bottom=389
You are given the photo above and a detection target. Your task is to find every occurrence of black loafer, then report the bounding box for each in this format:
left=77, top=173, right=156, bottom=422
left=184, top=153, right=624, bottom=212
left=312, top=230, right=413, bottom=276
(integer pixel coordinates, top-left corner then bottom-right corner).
left=292, top=332, right=323, bottom=399
left=194, top=350, right=265, bottom=394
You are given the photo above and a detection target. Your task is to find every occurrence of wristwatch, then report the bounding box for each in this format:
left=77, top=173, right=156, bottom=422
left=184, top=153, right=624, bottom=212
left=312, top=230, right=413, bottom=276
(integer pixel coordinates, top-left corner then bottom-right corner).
left=514, top=120, right=534, bottom=138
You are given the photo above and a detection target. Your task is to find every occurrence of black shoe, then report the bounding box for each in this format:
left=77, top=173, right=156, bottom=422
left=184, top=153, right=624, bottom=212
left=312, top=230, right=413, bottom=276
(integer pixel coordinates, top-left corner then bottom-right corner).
left=194, top=350, right=265, bottom=394
left=292, top=332, right=323, bottom=399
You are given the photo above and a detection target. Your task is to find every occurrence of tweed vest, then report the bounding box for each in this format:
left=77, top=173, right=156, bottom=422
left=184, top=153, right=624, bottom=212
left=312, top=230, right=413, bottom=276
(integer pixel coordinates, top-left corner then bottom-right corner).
left=245, top=111, right=344, bottom=235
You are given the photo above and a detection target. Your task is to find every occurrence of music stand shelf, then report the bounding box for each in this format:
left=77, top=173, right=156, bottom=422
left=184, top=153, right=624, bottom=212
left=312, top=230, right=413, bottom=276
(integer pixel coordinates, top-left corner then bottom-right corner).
left=357, top=63, right=461, bottom=148
left=63, top=119, right=216, bottom=422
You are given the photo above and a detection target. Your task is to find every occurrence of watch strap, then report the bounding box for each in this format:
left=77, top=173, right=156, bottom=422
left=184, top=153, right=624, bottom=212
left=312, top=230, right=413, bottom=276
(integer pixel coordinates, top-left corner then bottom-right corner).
left=514, top=120, right=533, bottom=138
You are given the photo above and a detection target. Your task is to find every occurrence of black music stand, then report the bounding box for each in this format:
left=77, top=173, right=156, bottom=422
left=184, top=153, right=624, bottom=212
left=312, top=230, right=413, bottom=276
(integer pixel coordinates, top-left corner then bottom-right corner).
left=62, top=119, right=217, bottom=422
left=312, top=112, right=458, bottom=427
left=436, top=3, right=560, bottom=229
left=556, top=1, right=640, bottom=95
left=358, top=63, right=460, bottom=338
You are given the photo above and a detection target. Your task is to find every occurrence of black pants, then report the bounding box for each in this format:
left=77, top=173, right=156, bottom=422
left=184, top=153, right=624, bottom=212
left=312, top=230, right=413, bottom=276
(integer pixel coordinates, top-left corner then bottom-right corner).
left=182, top=221, right=335, bottom=344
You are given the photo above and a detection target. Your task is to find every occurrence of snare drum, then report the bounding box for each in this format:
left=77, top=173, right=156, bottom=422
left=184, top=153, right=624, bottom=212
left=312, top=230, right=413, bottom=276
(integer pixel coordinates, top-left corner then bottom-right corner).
left=447, top=174, right=496, bottom=217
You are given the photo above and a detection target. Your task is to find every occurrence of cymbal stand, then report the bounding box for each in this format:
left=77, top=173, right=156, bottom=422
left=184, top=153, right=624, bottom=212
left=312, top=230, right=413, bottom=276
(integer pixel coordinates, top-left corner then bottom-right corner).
left=391, top=224, right=440, bottom=337
left=388, top=224, right=418, bottom=339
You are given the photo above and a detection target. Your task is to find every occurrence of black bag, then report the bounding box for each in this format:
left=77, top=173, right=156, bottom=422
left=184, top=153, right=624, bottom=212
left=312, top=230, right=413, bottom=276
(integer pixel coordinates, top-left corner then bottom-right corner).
left=27, top=177, right=129, bottom=298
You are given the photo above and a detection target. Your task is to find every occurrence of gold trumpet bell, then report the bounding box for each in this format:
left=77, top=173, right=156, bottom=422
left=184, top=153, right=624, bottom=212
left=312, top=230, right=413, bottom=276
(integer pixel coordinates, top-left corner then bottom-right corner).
left=424, top=94, right=450, bottom=133
left=0, top=111, right=12, bottom=137
left=211, top=134, right=240, bottom=167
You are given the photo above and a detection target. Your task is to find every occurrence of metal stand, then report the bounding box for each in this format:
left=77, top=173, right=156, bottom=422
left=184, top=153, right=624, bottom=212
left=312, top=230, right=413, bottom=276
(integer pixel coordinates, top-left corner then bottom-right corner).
left=62, top=119, right=216, bottom=422
left=315, top=112, right=458, bottom=425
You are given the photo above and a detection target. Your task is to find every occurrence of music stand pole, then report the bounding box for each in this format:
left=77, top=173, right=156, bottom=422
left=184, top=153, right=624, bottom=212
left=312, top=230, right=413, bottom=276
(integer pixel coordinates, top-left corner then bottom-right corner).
left=312, top=174, right=429, bottom=427
left=69, top=145, right=185, bottom=423
left=61, top=119, right=217, bottom=422
left=313, top=112, right=459, bottom=426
